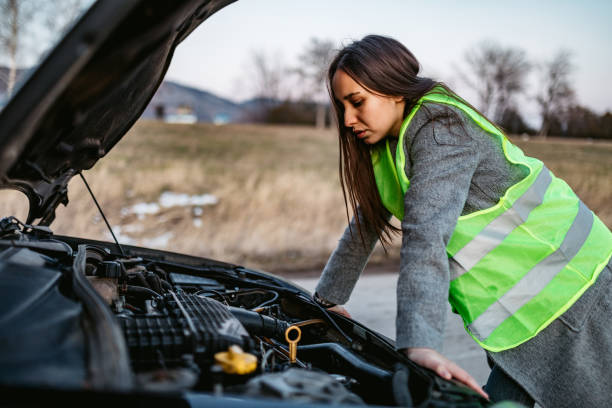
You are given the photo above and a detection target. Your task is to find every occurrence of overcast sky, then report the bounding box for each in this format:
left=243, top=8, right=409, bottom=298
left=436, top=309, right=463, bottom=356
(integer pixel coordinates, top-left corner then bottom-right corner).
left=166, top=0, right=611, bottom=126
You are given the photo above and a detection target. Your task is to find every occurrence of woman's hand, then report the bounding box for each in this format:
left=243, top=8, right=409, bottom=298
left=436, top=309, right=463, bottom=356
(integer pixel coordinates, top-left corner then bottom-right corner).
left=327, top=305, right=351, bottom=319
left=404, top=347, right=488, bottom=400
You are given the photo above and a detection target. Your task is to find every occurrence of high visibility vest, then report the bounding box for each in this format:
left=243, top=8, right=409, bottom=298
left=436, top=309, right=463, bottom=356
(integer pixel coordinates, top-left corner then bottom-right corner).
left=371, top=87, right=612, bottom=351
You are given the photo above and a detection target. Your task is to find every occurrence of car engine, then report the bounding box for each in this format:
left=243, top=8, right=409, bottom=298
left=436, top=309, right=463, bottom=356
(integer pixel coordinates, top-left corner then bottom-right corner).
left=0, top=217, right=488, bottom=407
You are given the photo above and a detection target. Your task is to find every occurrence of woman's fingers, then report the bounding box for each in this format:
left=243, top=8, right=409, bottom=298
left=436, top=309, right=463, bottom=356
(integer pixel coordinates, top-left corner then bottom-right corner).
left=327, top=305, right=352, bottom=318
left=405, top=347, right=489, bottom=400
left=446, top=361, right=489, bottom=399
left=434, top=363, right=452, bottom=379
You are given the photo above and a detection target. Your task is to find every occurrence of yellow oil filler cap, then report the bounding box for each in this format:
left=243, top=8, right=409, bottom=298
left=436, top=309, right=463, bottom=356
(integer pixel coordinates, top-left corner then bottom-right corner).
left=214, top=345, right=257, bottom=375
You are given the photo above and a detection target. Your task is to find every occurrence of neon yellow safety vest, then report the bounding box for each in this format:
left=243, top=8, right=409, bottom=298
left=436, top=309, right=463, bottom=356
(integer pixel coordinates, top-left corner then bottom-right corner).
left=371, top=87, right=612, bottom=352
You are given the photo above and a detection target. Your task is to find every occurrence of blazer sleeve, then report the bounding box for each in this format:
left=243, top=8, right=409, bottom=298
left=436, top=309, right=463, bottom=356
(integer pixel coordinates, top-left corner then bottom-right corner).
left=395, top=106, right=480, bottom=351
left=315, top=208, right=388, bottom=305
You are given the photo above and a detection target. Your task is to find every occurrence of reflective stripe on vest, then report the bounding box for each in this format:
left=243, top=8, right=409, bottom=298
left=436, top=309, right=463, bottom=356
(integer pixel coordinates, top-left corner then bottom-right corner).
left=371, top=86, right=612, bottom=351
left=449, top=167, right=553, bottom=278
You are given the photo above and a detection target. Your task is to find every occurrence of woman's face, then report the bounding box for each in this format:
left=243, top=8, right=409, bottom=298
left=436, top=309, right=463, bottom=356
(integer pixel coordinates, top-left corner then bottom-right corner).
left=331, top=69, right=406, bottom=144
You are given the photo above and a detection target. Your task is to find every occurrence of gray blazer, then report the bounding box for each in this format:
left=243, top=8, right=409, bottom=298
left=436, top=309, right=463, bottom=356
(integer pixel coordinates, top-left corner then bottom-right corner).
left=316, top=102, right=528, bottom=350
left=315, top=102, right=612, bottom=407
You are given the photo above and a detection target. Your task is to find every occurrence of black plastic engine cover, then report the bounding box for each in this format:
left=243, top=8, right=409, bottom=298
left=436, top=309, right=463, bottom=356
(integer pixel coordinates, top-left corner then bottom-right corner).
left=119, top=293, right=250, bottom=367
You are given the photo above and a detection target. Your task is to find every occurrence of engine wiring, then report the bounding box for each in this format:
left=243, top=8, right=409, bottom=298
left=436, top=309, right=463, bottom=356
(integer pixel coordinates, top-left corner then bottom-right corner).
left=258, top=336, right=307, bottom=370
left=195, top=288, right=280, bottom=310
left=297, top=292, right=354, bottom=344
left=252, top=290, right=279, bottom=309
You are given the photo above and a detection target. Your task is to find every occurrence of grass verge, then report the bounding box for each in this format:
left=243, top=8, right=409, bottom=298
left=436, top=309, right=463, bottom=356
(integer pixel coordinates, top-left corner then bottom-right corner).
left=1, top=122, right=610, bottom=273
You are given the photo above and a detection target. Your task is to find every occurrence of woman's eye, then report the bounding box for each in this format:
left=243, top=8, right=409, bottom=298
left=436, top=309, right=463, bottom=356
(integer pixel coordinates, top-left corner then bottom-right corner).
left=352, top=100, right=363, bottom=107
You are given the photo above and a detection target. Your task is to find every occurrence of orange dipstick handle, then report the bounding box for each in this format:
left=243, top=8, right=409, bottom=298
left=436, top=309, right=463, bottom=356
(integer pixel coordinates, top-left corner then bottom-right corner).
left=284, top=325, right=302, bottom=363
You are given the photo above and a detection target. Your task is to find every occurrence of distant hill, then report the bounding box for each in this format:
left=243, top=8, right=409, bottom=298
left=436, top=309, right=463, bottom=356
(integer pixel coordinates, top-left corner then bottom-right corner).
left=141, top=82, right=323, bottom=125
left=1, top=67, right=276, bottom=124
left=142, top=80, right=248, bottom=123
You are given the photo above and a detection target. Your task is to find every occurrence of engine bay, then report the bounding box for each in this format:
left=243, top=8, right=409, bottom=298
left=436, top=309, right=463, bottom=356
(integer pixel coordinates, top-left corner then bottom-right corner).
left=76, top=241, right=399, bottom=404
left=0, top=217, right=487, bottom=407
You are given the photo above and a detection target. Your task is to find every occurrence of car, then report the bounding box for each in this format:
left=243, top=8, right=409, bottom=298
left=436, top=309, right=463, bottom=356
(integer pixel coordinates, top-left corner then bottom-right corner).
left=0, top=1, right=503, bottom=406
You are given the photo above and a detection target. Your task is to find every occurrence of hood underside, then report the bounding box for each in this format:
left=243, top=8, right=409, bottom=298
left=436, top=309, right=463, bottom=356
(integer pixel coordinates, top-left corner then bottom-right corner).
left=0, top=0, right=235, bottom=225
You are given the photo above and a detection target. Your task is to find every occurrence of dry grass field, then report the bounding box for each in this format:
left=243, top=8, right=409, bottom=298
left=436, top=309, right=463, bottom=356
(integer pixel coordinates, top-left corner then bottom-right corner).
left=1, top=121, right=610, bottom=272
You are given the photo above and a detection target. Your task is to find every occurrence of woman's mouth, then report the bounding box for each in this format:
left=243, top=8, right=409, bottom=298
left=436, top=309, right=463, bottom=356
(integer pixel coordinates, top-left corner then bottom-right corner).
left=354, top=129, right=366, bottom=138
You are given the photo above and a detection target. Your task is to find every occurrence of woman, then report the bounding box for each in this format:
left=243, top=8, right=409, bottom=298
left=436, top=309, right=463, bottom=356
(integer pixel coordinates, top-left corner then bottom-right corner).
left=313, top=34, right=612, bottom=407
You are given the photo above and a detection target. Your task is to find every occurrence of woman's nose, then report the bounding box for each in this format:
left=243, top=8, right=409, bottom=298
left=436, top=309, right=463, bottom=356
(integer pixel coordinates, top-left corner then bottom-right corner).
left=344, top=109, right=357, bottom=128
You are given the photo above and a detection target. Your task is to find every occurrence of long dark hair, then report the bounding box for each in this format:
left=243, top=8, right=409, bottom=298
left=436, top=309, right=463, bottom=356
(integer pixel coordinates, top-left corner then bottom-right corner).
left=327, top=35, right=441, bottom=247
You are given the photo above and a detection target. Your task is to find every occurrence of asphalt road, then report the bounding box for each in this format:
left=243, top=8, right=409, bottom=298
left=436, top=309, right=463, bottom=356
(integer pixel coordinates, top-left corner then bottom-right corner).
left=290, top=272, right=491, bottom=386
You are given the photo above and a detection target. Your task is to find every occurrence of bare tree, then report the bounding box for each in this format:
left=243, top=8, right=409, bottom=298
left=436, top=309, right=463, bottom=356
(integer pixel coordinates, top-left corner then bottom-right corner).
left=295, top=37, right=336, bottom=128
left=0, top=0, right=30, bottom=97
left=41, top=0, right=85, bottom=34
left=0, top=0, right=84, bottom=98
left=240, top=49, right=290, bottom=122
left=535, top=50, right=575, bottom=137
left=250, top=49, right=288, bottom=102
left=461, top=41, right=531, bottom=123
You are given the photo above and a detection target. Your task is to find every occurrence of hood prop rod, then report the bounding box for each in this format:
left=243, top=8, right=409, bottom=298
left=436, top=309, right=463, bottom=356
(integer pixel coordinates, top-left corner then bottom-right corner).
left=79, top=172, right=126, bottom=257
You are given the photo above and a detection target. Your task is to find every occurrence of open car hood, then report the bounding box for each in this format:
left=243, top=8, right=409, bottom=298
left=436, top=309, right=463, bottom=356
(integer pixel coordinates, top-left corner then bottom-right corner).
left=0, top=0, right=235, bottom=225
